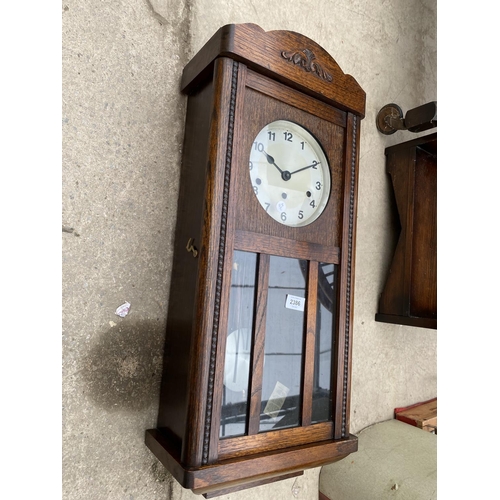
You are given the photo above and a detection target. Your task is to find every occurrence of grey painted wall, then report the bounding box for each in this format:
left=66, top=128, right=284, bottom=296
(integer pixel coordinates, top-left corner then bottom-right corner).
left=62, top=1, right=436, bottom=498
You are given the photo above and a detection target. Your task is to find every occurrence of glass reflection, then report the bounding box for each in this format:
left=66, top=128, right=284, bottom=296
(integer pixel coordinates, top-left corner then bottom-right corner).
left=312, top=262, right=337, bottom=423
left=259, top=256, right=307, bottom=432
left=220, top=250, right=257, bottom=438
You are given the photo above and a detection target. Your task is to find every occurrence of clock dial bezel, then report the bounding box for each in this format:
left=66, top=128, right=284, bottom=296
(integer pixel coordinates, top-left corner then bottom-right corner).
left=248, top=120, right=331, bottom=228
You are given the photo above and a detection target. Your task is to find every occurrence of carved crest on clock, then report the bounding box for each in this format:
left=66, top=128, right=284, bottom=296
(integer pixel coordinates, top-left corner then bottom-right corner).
left=281, top=48, right=333, bottom=83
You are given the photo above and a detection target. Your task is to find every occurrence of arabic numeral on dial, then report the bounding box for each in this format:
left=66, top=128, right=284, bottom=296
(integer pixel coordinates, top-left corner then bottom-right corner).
left=253, top=186, right=258, bottom=195
left=315, top=181, right=322, bottom=190
left=298, top=210, right=304, bottom=220
left=268, top=131, right=275, bottom=141
left=283, top=131, right=293, bottom=142
left=281, top=212, right=287, bottom=221
left=249, top=161, right=253, bottom=170
left=300, top=141, right=305, bottom=150
left=310, top=200, right=316, bottom=208
left=254, top=142, right=264, bottom=152
left=265, top=202, right=270, bottom=212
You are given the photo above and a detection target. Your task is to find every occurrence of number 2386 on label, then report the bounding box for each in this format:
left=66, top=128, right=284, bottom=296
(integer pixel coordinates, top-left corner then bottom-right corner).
left=285, top=294, right=306, bottom=312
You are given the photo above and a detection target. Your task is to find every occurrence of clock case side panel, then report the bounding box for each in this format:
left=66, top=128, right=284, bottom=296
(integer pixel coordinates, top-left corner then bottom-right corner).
left=155, top=78, right=214, bottom=446
left=152, top=58, right=239, bottom=469
left=182, top=57, right=245, bottom=468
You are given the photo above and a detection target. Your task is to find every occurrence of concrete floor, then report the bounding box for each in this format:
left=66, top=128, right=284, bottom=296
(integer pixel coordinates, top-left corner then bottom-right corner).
left=320, top=420, right=437, bottom=499
left=62, top=1, right=437, bottom=499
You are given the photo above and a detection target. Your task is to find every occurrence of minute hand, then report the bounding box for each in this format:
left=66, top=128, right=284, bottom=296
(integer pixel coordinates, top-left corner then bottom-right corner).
left=289, top=161, right=320, bottom=176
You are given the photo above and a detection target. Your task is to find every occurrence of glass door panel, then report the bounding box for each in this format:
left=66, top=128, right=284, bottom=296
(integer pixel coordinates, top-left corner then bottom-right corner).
left=259, top=256, right=307, bottom=432
left=219, top=248, right=338, bottom=440
left=220, top=250, right=258, bottom=438
left=312, top=262, right=338, bottom=423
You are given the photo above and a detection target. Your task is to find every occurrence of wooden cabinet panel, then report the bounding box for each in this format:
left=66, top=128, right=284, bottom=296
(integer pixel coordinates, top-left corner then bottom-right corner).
left=376, top=133, right=437, bottom=329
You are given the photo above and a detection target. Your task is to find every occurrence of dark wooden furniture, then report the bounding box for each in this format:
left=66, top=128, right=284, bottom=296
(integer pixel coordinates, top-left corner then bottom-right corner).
left=145, top=23, right=366, bottom=497
left=376, top=133, right=437, bottom=329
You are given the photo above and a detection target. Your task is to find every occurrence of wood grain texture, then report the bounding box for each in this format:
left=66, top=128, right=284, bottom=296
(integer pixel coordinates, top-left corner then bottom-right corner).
left=181, top=57, right=237, bottom=467
left=376, top=133, right=437, bottom=329
left=218, top=421, right=333, bottom=460
left=156, top=70, right=215, bottom=448
left=146, top=428, right=357, bottom=495
left=410, top=144, right=437, bottom=317
left=181, top=24, right=366, bottom=117
left=247, top=253, right=270, bottom=436
left=302, top=260, right=319, bottom=427
left=334, top=113, right=359, bottom=439
left=193, top=436, right=358, bottom=495
left=203, top=471, right=303, bottom=498
left=246, top=69, right=347, bottom=128
left=204, top=60, right=245, bottom=466
left=234, top=230, right=340, bottom=264
left=342, top=115, right=361, bottom=438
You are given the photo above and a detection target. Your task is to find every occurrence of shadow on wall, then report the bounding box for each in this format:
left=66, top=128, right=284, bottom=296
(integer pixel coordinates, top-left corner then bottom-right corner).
left=80, top=320, right=165, bottom=411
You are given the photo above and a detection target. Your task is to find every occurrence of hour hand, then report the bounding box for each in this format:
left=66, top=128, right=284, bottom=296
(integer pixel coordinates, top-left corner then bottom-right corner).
left=262, top=150, right=284, bottom=174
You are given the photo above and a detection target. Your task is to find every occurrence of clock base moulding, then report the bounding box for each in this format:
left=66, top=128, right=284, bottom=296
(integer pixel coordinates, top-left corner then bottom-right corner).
left=146, top=429, right=357, bottom=497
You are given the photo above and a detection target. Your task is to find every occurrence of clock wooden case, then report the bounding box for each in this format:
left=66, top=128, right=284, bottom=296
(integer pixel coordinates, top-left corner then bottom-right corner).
left=145, top=23, right=366, bottom=497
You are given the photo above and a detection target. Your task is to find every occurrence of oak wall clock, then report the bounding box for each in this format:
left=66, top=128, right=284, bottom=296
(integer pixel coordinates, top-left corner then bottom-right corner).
left=145, top=23, right=366, bottom=497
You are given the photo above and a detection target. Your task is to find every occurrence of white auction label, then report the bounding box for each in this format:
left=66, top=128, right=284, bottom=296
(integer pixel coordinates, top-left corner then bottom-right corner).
left=285, top=294, right=305, bottom=312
